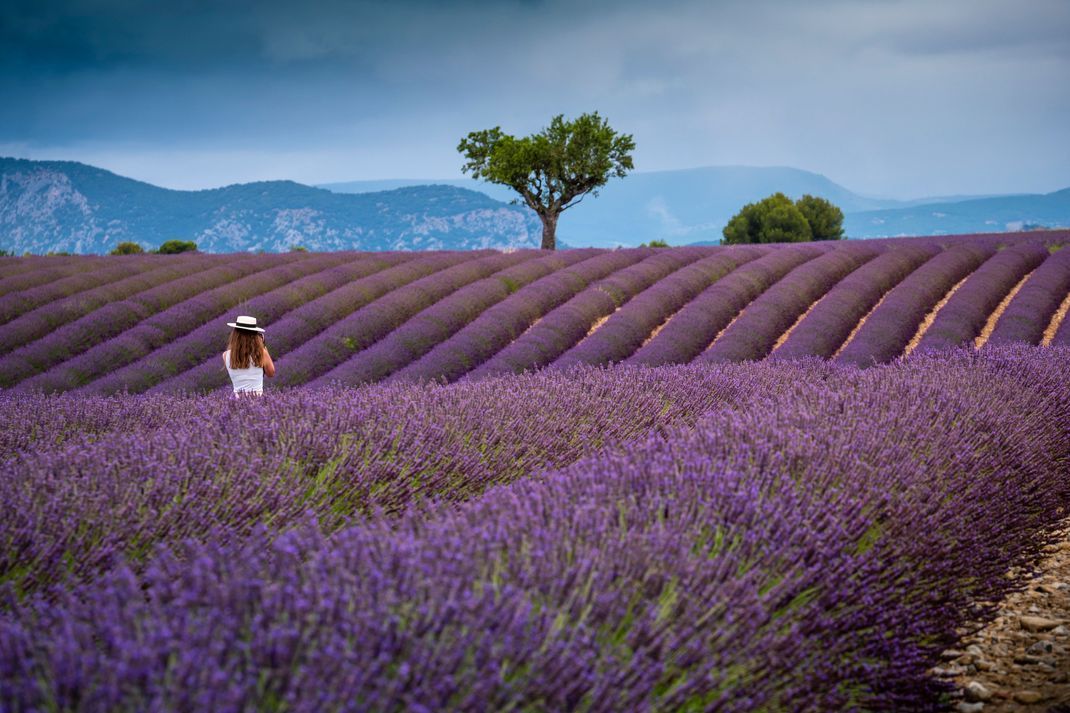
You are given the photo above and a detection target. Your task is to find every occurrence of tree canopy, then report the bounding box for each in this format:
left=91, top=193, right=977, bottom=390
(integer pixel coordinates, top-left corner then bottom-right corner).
left=795, top=195, right=845, bottom=241
left=110, top=241, right=144, bottom=255
left=722, top=193, right=844, bottom=245
left=157, top=240, right=198, bottom=254
left=458, top=112, right=635, bottom=250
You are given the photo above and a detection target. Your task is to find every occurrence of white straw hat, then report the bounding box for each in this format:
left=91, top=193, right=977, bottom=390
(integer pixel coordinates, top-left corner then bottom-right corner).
left=226, top=315, right=265, bottom=333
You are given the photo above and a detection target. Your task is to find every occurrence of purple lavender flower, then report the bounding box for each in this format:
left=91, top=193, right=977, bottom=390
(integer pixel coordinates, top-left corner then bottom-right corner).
left=987, top=246, right=1070, bottom=346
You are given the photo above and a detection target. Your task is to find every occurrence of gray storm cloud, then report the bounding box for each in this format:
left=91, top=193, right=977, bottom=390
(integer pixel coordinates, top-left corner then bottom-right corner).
left=1, top=0, right=1067, bottom=197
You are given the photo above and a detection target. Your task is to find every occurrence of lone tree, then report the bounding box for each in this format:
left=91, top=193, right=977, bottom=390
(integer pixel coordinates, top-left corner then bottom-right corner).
left=110, top=241, right=144, bottom=255
left=458, top=112, right=635, bottom=250
left=722, top=193, right=844, bottom=245
left=795, top=194, right=845, bottom=241
left=156, top=239, right=198, bottom=254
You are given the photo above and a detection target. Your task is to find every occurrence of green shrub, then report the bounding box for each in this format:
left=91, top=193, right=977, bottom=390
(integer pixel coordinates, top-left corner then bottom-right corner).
left=110, top=242, right=145, bottom=255
left=156, top=240, right=198, bottom=254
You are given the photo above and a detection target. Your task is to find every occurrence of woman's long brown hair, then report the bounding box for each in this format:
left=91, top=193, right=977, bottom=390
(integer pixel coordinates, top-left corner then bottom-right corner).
left=227, top=329, right=264, bottom=369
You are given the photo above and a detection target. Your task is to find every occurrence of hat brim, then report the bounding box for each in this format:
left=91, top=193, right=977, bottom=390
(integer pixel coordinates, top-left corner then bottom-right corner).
left=227, top=322, right=265, bottom=333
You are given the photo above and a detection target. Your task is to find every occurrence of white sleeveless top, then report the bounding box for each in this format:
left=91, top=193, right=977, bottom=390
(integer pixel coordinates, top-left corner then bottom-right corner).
left=223, top=350, right=264, bottom=395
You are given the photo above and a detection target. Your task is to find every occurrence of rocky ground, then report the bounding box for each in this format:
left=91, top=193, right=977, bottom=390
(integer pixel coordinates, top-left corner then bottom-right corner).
left=936, top=526, right=1070, bottom=712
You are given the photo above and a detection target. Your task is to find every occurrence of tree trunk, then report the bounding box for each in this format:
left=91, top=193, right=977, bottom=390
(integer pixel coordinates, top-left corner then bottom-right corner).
left=539, top=212, right=558, bottom=251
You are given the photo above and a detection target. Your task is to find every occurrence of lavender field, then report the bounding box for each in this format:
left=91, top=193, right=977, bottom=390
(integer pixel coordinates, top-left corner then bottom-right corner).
left=1, top=231, right=1068, bottom=394
left=1, top=233, right=1070, bottom=711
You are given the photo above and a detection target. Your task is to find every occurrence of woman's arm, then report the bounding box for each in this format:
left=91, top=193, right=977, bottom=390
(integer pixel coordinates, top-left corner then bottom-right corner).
left=261, top=343, right=276, bottom=378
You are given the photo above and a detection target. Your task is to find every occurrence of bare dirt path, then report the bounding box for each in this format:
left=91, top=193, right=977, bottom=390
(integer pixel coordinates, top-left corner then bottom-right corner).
left=938, top=524, right=1070, bottom=712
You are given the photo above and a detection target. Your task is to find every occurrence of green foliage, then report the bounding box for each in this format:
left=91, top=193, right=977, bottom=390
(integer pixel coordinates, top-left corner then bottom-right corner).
left=46, top=251, right=73, bottom=256
left=0, top=249, right=14, bottom=257
left=458, top=112, right=635, bottom=250
left=640, top=239, right=671, bottom=248
left=722, top=193, right=846, bottom=244
left=156, top=239, right=198, bottom=254
left=289, top=245, right=309, bottom=253
left=110, top=241, right=145, bottom=255
left=795, top=194, right=845, bottom=241
left=722, top=193, right=812, bottom=245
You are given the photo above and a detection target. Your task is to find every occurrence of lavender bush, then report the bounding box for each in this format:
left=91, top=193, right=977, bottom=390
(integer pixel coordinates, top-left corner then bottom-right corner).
left=79, top=253, right=405, bottom=395
left=550, top=246, right=765, bottom=368
left=913, top=242, right=1049, bottom=353
left=835, top=243, right=995, bottom=367
left=0, top=363, right=756, bottom=598
left=1, top=346, right=1067, bottom=712
left=0, top=256, right=116, bottom=300
left=1054, top=303, right=1070, bottom=345
left=626, top=244, right=827, bottom=366
left=0, top=256, right=176, bottom=323
left=1, top=236, right=1066, bottom=392
left=311, top=250, right=586, bottom=386
left=17, top=253, right=359, bottom=393
left=148, top=253, right=435, bottom=393
left=465, top=249, right=706, bottom=378
left=2, top=255, right=278, bottom=389
left=700, top=242, right=881, bottom=363
left=772, top=243, right=939, bottom=359
left=270, top=251, right=530, bottom=387
left=987, top=246, right=1070, bottom=346
left=391, top=249, right=644, bottom=383
left=0, top=253, right=213, bottom=355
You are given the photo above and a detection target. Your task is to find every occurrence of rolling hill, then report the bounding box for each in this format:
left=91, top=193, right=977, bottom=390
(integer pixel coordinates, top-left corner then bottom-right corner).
left=843, top=188, right=1070, bottom=237
left=323, top=166, right=1070, bottom=246
left=5, top=157, right=1068, bottom=253
left=0, top=157, right=542, bottom=254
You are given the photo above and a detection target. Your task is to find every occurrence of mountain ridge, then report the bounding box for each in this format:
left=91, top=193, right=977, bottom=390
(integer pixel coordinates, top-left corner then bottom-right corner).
left=2, top=157, right=1068, bottom=253
left=0, top=157, right=542, bottom=254
left=322, top=165, right=1070, bottom=246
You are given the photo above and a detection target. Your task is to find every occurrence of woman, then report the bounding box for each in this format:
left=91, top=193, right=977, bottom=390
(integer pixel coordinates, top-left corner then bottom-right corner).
left=222, top=315, right=275, bottom=396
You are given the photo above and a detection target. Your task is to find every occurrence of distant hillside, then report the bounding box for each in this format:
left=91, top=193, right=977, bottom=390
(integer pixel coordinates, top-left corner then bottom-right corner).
left=324, top=167, right=1070, bottom=245
left=323, top=166, right=916, bottom=247
left=5, top=158, right=1066, bottom=254
left=843, top=189, right=1070, bottom=238
left=0, top=157, right=542, bottom=254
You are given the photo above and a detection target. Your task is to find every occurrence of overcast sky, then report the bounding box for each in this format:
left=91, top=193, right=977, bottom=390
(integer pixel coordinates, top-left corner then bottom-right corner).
left=1, top=0, right=1068, bottom=198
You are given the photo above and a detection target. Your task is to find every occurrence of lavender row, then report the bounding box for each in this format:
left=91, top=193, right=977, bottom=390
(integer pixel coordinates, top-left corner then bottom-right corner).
left=391, top=249, right=647, bottom=383
left=0, top=254, right=274, bottom=389
left=987, top=246, right=1070, bottom=346
left=0, top=364, right=754, bottom=598
left=0, top=256, right=117, bottom=296
left=0, top=254, right=215, bottom=327
left=913, top=242, right=1050, bottom=353
left=148, top=253, right=473, bottom=393
left=2, top=346, right=1067, bottom=710
left=0, top=253, right=216, bottom=359
left=160, top=250, right=559, bottom=392
left=550, top=246, right=765, bottom=368
left=772, top=243, right=940, bottom=360
left=466, top=248, right=708, bottom=378
left=1054, top=300, right=1070, bottom=345
left=311, top=250, right=598, bottom=386
left=79, top=253, right=413, bottom=395
left=0, top=252, right=158, bottom=299
left=269, top=251, right=537, bottom=387
left=17, top=253, right=362, bottom=393
left=626, top=243, right=827, bottom=366
left=865, top=230, right=1066, bottom=253
left=835, top=243, right=995, bottom=367
left=700, top=243, right=881, bottom=363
